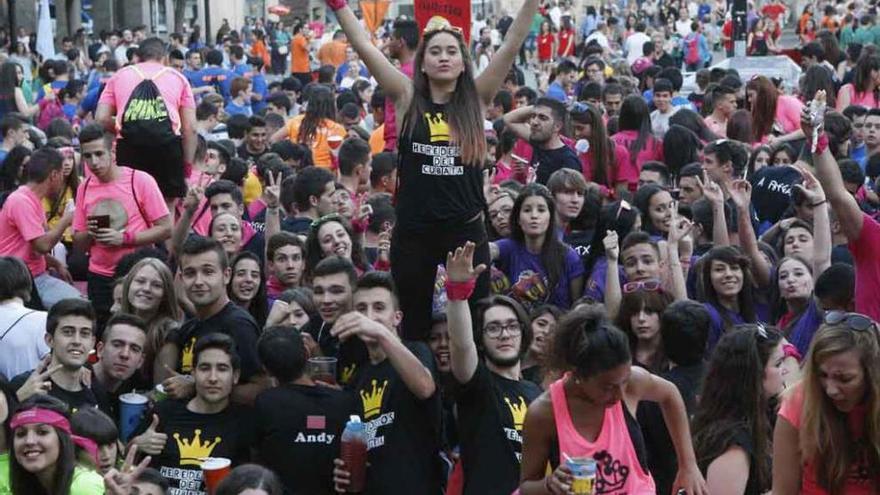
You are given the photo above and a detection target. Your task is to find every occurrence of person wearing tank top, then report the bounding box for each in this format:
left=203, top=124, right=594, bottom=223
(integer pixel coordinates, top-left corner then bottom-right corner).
left=327, top=0, right=539, bottom=341
left=517, top=308, right=709, bottom=495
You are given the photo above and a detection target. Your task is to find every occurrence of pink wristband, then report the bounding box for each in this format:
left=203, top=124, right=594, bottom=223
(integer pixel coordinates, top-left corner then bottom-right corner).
left=446, top=279, right=476, bottom=301
left=812, top=133, right=829, bottom=155
left=123, top=231, right=136, bottom=246
left=326, top=0, right=347, bottom=11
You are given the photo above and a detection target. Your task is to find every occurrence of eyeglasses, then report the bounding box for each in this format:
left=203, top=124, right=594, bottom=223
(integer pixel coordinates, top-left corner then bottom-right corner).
left=310, top=213, right=343, bottom=230
left=488, top=206, right=512, bottom=221
left=423, top=16, right=464, bottom=36
left=623, top=279, right=663, bottom=294
left=823, top=310, right=876, bottom=332
left=484, top=321, right=522, bottom=339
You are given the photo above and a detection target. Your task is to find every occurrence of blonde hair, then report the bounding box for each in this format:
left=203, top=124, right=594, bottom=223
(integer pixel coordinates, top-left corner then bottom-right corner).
left=120, top=258, right=184, bottom=378
left=799, top=323, right=880, bottom=493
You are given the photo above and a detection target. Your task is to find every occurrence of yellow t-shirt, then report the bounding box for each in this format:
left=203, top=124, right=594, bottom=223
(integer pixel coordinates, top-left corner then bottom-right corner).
left=42, top=185, right=75, bottom=243
left=70, top=466, right=105, bottom=494
left=285, top=115, right=346, bottom=168
left=243, top=168, right=263, bottom=206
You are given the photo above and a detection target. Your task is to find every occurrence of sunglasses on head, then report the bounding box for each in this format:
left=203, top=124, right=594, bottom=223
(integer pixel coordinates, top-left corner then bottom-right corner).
left=823, top=310, right=876, bottom=332
left=423, top=16, right=464, bottom=36
left=310, top=213, right=343, bottom=230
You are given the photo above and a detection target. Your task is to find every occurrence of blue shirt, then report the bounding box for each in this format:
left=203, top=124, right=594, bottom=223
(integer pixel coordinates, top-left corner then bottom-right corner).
left=545, top=81, right=568, bottom=103
left=194, top=66, right=234, bottom=101
left=851, top=143, right=868, bottom=172
left=225, top=100, right=253, bottom=117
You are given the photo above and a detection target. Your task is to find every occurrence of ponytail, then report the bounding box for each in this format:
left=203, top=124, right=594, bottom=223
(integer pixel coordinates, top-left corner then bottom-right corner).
left=549, top=307, right=631, bottom=377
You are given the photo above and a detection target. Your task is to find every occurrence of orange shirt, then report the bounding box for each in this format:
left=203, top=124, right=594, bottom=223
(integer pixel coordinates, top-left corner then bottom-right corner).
left=251, top=39, right=270, bottom=69
left=285, top=115, right=346, bottom=168
left=291, top=34, right=310, bottom=74
left=317, top=40, right=347, bottom=68
left=369, top=124, right=385, bottom=155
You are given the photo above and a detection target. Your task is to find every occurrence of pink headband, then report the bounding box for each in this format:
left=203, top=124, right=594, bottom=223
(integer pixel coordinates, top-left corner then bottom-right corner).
left=11, top=408, right=99, bottom=465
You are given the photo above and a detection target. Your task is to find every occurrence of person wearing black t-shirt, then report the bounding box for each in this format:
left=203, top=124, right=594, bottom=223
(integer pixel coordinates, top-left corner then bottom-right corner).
left=502, top=98, right=581, bottom=185
left=236, top=116, right=270, bottom=163
left=91, top=313, right=148, bottom=418
left=254, top=326, right=355, bottom=495
left=12, top=299, right=106, bottom=414
left=133, top=333, right=254, bottom=495
left=302, top=257, right=369, bottom=386
left=444, top=243, right=542, bottom=495
left=331, top=272, right=443, bottom=494
left=158, top=236, right=266, bottom=405
left=330, top=0, right=539, bottom=343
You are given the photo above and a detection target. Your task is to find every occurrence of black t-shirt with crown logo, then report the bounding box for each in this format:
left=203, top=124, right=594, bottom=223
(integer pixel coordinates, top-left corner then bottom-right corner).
left=396, top=101, right=486, bottom=232
left=136, top=399, right=254, bottom=495
left=253, top=384, right=356, bottom=495
left=455, top=362, right=542, bottom=495
left=346, top=341, right=443, bottom=494
left=168, top=302, right=261, bottom=381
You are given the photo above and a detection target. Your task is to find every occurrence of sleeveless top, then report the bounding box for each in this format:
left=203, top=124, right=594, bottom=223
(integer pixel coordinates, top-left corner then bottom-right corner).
left=396, top=101, right=485, bottom=232
left=549, top=377, right=656, bottom=494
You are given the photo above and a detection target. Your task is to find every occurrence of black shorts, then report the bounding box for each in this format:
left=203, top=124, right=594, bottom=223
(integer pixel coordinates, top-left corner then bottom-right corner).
left=116, top=135, right=186, bottom=198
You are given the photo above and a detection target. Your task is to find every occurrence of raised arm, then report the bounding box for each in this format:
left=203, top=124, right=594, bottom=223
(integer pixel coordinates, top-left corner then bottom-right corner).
left=502, top=104, right=534, bottom=142
left=698, top=173, right=730, bottom=247
left=729, top=180, right=772, bottom=287
left=796, top=166, right=832, bottom=275
left=475, top=0, right=539, bottom=105
left=445, top=242, right=486, bottom=384
left=603, top=231, right=622, bottom=320
left=327, top=1, right=411, bottom=103
left=665, top=207, right=692, bottom=302
left=803, top=93, right=864, bottom=240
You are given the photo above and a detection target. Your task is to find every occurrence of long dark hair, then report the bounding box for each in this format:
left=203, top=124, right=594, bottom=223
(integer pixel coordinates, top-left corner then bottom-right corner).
left=614, top=286, right=674, bottom=372
left=692, top=325, right=782, bottom=493
left=801, top=65, right=838, bottom=108
left=853, top=53, right=880, bottom=95
left=0, top=145, right=31, bottom=192
left=617, top=95, right=653, bottom=166
left=699, top=246, right=757, bottom=329
left=662, top=124, right=702, bottom=178
left=633, top=184, right=670, bottom=236
left=0, top=62, right=18, bottom=100
left=669, top=108, right=720, bottom=142
left=573, top=103, right=615, bottom=186
left=403, top=27, right=486, bottom=166
left=510, top=184, right=569, bottom=302
left=747, top=76, right=779, bottom=142
left=10, top=395, right=85, bottom=495
left=298, top=85, right=336, bottom=145
left=227, top=251, right=269, bottom=327
left=304, top=215, right=369, bottom=281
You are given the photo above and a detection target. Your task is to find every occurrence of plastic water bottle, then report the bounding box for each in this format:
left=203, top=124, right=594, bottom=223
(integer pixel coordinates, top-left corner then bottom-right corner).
left=340, top=415, right=368, bottom=492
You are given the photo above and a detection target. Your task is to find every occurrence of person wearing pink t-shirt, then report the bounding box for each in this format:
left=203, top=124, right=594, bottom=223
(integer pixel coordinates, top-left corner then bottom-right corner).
left=383, top=19, right=418, bottom=152
left=0, top=148, right=82, bottom=308
left=773, top=321, right=880, bottom=494
left=747, top=76, right=805, bottom=145
left=71, top=124, right=172, bottom=332
left=518, top=309, right=708, bottom=495
left=809, top=93, right=880, bottom=322
left=95, top=38, right=197, bottom=201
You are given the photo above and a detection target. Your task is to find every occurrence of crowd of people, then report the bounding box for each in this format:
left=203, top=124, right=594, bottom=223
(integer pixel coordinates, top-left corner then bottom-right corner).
left=0, top=0, right=878, bottom=493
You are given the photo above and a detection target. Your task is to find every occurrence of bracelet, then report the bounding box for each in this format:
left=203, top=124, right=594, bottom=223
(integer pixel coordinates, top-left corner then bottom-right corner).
left=326, top=0, right=347, bottom=12
left=446, top=279, right=476, bottom=301
left=810, top=132, right=829, bottom=155
left=122, top=231, right=136, bottom=246
left=810, top=199, right=828, bottom=208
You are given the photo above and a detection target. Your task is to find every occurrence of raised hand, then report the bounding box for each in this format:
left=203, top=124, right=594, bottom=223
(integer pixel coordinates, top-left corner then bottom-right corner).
left=446, top=242, right=487, bottom=283
left=16, top=356, right=63, bottom=401
left=697, top=172, right=724, bottom=206
left=161, top=364, right=195, bottom=400
left=667, top=203, right=694, bottom=246
left=728, top=179, right=752, bottom=211
left=133, top=414, right=167, bottom=455
left=103, top=445, right=152, bottom=495
left=603, top=230, right=619, bottom=263
left=794, top=164, right=826, bottom=205
left=265, top=171, right=282, bottom=210
left=183, top=185, right=205, bottom=213
left=377, top=227, right=391, bottom=265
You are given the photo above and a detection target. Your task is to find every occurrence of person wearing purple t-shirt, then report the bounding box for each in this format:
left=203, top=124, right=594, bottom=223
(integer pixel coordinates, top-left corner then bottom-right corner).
left=584, top=201, right=641, bottom=303
left=489, top=184, right=584, bottom=311
left=700, top=246, right=760, bottom=353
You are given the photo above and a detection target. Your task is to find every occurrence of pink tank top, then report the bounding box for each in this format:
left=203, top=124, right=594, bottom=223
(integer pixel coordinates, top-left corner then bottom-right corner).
left=839, top=84, right=880, bottom=110
left=549, top=377, right=656, bottom=495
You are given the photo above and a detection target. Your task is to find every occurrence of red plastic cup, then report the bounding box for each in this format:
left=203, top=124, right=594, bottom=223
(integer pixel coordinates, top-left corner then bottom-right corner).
left=202, top=457, right=232, bottom=494
left=328, top=135, right=344, bottom=150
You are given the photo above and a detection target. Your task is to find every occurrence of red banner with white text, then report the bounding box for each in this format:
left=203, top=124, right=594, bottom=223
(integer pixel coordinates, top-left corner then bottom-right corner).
left=414, top=0, right=472, bottom=44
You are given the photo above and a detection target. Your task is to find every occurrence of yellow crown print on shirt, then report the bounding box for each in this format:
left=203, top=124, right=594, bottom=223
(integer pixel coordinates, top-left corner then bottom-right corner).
left=174, top=430, right=222, bottom=466
left=180, top=337, right=195, bottom=374
left=340, top=363, right=357, bottom=385
left=360, top=379, right=388, bottom=420
left=425, top=112, right=450, bottom=142
left=505, top=396, right=528, bottom=431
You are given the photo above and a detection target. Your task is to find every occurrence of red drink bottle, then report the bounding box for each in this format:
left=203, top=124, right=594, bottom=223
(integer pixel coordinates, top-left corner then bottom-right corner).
left=340, top=415, right=368, bottom=493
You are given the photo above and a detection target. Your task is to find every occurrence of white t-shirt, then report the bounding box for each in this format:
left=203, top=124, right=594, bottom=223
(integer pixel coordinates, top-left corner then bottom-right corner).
left=625, top=32, right=652, bottom=65
left=0, top=299, right=48, bottom=381
left=586, top=31, right=610, bottom=49
left=651, top=107, right=681, bottom=139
